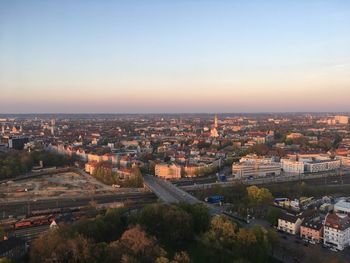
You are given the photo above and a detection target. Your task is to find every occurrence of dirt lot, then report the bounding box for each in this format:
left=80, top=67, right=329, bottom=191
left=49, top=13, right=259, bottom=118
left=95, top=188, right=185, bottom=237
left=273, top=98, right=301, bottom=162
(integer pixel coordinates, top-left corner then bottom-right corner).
left=0, top=172, right=116, bottom=201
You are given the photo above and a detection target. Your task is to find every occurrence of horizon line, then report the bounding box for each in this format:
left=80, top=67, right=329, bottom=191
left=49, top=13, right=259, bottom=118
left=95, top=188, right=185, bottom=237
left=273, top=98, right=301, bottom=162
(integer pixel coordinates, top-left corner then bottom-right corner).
left=0, top=111, right=350, bottom=115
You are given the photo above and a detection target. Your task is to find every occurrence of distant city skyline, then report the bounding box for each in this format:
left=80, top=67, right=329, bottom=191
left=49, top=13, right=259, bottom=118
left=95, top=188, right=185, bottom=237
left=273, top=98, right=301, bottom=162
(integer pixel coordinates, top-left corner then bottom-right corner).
left=1, top=0, right=350, bottom=113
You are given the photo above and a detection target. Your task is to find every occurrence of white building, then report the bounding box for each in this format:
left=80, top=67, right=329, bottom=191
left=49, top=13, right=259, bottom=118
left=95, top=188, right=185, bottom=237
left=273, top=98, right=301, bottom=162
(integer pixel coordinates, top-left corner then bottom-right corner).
left=304, top=159, right=341, bottom=173
left=323, top=212, right=350, bottom=251
left=334, top=200, right=350, bottom=215
left=232, top=162, right=281, bottom=179
left=281, top=159, right=304, bottom=174
left=239, top=154, right=274, bottom=164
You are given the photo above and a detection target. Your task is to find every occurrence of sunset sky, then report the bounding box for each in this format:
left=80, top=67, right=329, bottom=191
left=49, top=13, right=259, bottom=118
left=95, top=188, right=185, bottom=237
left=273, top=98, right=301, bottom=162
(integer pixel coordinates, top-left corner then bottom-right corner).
left=1, top=0, right=350, bottom=113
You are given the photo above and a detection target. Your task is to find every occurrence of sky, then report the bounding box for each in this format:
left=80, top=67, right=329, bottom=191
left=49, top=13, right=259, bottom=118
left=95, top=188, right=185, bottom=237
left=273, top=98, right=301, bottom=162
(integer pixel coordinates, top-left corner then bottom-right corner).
left=0, top=0, right=350, bottom=113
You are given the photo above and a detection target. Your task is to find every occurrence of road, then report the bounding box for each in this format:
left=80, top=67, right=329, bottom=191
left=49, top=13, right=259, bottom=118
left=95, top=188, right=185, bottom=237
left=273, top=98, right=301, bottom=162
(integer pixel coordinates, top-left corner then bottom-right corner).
left=144, top=175, right=226, bottom=216
left=0, top=192, right=156, bottom=218
left=144, top=175, right=199, bottom=204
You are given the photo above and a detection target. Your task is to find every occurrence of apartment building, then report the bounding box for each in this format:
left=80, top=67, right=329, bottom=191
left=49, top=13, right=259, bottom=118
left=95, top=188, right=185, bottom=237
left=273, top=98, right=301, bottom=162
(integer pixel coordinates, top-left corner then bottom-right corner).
left=277, top=213, right=304, bottom=235
left=300, top=219, right=323, bottom=243
left=155, top=163, right=182, bottom=179
left=304, top=159, right=341, bottom=173
left=323, top=212, right=350, bottom=251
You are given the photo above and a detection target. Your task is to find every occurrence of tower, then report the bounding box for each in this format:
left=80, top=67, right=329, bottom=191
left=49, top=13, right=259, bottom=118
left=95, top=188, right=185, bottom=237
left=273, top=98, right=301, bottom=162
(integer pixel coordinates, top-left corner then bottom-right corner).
left=210, top=115, right=219, bottom=138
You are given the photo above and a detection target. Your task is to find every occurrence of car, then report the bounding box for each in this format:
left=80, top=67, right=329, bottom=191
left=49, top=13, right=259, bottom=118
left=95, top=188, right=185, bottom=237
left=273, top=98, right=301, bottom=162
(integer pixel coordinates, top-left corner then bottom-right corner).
left=303, top=243, right=308, bottom=247
left=330, top=247, right=338, bottom=252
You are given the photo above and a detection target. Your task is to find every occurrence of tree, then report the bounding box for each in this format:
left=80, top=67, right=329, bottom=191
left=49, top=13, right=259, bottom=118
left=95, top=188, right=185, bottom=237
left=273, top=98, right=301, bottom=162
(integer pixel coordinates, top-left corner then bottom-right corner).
left=201, top=216, right=237, bottom=261
left=246, top=186, right=273, bottom=216
left=136, top=204, right=194, bottom=247
left=171, top=251, right=190, bottom=263
left=92, top=162, right=116, bottom=185
left=71, top=207, right=128, bottom=243
left=266, top=207, right=281, bottom=226
left=30, top=230, right=93, bottom=263
left=108, top=226, right=166, bottom=263
left=177, top=203, right=210, bottom=234
left=123, top=167, right=144, bottom=188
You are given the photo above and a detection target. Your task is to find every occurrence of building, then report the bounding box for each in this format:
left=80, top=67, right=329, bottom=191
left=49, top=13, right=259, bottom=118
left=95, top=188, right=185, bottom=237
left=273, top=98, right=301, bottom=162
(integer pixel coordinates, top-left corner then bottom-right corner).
left=335, top=115, right=349, bottom=125
left=304, top=159, right=341, bottom=173
left=239, top=154, right=274, bottom=164
left=281, top=154, right=341, bottom=174
left=8, top=136, right=29, bottom=150
left=210, top=115, right=219, bottom=138
left=277, top=213, right=304, bottom=235
left=281, top=159, right=304, bottom=174
left=183, top=164, right=201, bottom=177
left=323, top=212, right=350, bottom=250
left=286, top=133, right=303, bottom=139
left=336, top=155, right=350, bottom=167
left=85, top=161, right=112, bottom=175
left=300, top=219, right=323, bottom=243
left=113, top=167, right=133, bottom=180
left=85, top=161, right=99, bottom=174
left=155, top=163, right=182, bottom=179
left=334, top=199, right=350, bottom=215
left=232, top=162, right=281, bottom=179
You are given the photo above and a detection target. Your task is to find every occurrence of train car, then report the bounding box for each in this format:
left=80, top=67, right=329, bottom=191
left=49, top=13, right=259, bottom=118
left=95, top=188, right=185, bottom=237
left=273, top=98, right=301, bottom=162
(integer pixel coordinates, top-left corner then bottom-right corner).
left=31, top=216, right=50, bottom=226
left=15, top=220, right=32, bottom=229
left=31, top=208, right=61, bottom=216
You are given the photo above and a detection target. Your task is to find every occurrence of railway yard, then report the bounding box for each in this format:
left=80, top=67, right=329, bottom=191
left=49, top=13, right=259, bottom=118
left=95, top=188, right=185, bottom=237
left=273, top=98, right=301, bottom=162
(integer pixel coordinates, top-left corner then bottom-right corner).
left=0, top=171, right=156, bottom=241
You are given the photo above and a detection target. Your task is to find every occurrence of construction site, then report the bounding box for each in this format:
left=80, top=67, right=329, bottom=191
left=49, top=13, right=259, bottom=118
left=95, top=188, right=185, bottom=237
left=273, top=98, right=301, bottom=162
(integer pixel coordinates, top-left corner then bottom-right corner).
left=0, top=171, right=120, bottom=202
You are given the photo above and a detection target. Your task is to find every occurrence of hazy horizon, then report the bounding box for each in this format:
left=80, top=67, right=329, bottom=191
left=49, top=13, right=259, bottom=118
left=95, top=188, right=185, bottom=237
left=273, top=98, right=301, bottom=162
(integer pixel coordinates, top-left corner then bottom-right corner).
left=1, top=0, right=350, bottom=113
left=0, top=111, right=350, bottom=116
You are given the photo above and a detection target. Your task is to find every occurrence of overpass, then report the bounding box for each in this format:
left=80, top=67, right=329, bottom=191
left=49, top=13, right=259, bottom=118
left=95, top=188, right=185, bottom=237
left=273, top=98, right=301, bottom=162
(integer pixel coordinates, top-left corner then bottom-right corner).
left=143, top=175, right=199, bottom=204
left=143, top=175, right=223, bottom=216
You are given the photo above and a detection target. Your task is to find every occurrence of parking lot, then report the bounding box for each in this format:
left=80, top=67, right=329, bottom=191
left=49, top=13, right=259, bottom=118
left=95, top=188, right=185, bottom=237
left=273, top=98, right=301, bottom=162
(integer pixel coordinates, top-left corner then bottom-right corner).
left=277, top=230, right=350, bottom=262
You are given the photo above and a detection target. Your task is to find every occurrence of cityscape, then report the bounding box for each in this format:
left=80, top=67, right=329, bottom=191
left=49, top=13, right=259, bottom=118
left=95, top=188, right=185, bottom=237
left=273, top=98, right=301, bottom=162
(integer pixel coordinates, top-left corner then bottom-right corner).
left=1, top=1, right=350, bottom=263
